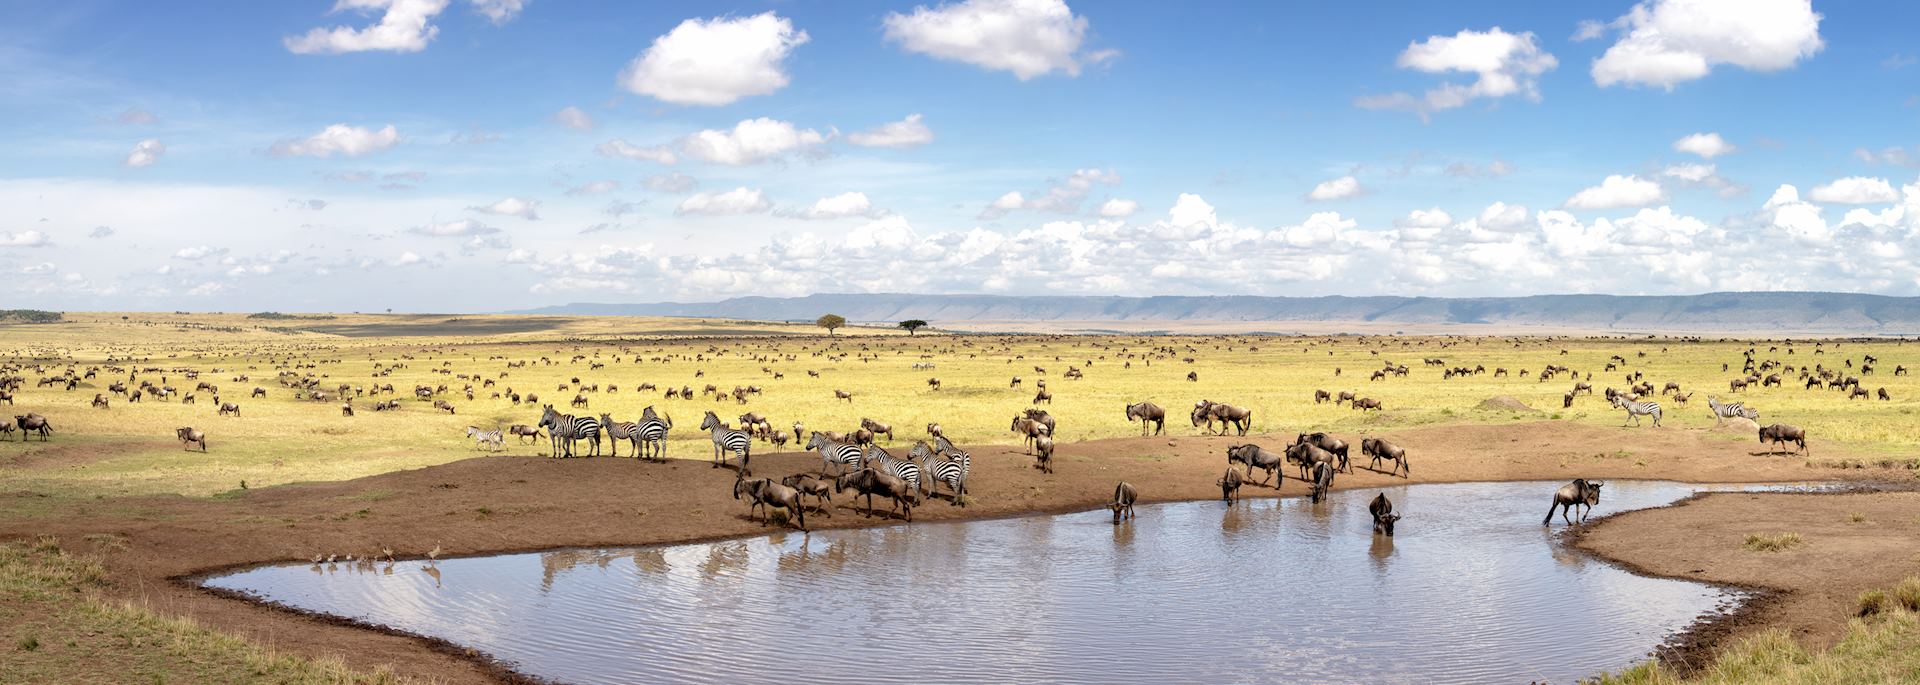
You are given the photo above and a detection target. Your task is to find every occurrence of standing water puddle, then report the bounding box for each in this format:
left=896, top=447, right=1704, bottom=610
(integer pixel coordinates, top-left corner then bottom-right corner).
left=206, top=481, right=1805, bottom=684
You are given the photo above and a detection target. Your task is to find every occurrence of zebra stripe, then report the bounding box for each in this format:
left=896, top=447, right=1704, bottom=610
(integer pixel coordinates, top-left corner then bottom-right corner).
left=700, top=412, right=752, bottom=468
left=600, top=415, right=640, bottom=458
left=864, top=445, right=921, bottom=494
left=539, top=406, right=600, bottom=458
left=637, top=417, right=670, bottom=460
left=911, top=442, right=967, bottom=500
left=1706, top=397, right=1758, bottom=421
left=809, top=433, right=865, bottom=475
left=1611, top=396, right=1663, bottom=427
left=932, top=434, right=971, bottom=478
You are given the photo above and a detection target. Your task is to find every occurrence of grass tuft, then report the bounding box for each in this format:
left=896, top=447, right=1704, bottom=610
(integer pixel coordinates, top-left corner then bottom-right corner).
left=1743, top=532, right=1803, bottom=552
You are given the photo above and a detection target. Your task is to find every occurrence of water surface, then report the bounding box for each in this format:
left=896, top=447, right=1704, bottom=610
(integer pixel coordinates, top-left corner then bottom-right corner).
left=208, top=481, right=1778, bottom=684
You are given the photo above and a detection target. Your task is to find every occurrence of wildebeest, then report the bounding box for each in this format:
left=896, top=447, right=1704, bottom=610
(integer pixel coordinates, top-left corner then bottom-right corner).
left=1543, top=479, right=1604, bottom=526
left=1879, top=387, right=1892, bottom=401
left=1285, top=441, right=1337, bottom=482
left=1309, top=461, right=1334, bottom=504
left=1192, top=400, right=1253, bottom=436
left=250, top=387, right=267, bottom=398
left=91, top=393, right=109, bottom=409
left=1351, top=397, right=1382, bottom=411
left=1125, top=401, right=1165, bottom=435
left=1369, top=493, right=1400, bottom=536
left=1109, top=481, right=1138, bottom=524
left=1313, top=389, right=1332, bottom=404
left=1296, top=432, right=1350, bottom=472
left=834, top=467, right=915, bottom=521
left=1225, top=444, right=1285, bottom=487
left=1219, top=467, right=1244, bottom=504
left=433, top=399, right=455, bottom=414
left=508, top=424, right=542, bottom=443
left=780, top=473, right=834, bottom=515
left=15, top=413, right=51, bottom=441
left=1758, top=423, right=1808, bottom=455
left=1033, top=389, right=1053, bottom=404
left=1032, top=434, right=1055, bottom=473
left=834, top=389, right=853, bottom=403
left=175, top=427, right=207, bottom=452
left=733, top=473, right=806, bottom=530
left=860, top=417, right=895, bottom=442
left=1010, top=416, right=1050, bottom=453
left=1362, top=437, right=1408, bottom=477
left=1186, top=371, right=1198, bottom=382
left=217, top=402, right=241, bottom=417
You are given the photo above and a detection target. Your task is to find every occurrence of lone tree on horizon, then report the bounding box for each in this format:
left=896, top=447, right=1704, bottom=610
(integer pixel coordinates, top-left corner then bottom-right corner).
left=898, top=319, right=928, bottom=335
left=817, top=313, right=846, bottom=336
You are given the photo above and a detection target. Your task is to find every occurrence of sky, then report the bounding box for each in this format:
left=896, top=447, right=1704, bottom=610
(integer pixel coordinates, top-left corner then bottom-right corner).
left=2, top=0, right=1918, bottom=312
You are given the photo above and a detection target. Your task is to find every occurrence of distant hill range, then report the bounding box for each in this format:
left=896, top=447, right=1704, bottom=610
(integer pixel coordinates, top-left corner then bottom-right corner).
left=518, top=292, right=1920, bottom=335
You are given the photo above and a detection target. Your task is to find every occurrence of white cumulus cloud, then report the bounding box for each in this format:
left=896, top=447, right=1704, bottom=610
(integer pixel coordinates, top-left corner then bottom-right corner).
left=679, top=118, right=830, bottom=166
left=1589, top=0, right=1824, bottom=89
left=796, top=192, right=880, bottom=220
left=618, top=12, right=808, bottom=106
left=1307, top=175, right=1363, bottom=201
left=594, top=139, right=677, bottom=164
left=469, top=197, right=541, bottom=220
left=269, top=124, right=400, bottom=158
left=883, top=0, right=1112, bottom=80
left=410, top=219, right=498, bottom=237
left=1672, top=132, right=1736, bottom=158
left=1565, top=174, right=1666, bottom=209
left=1808, top=176, right=1898, bottom=204
left=847, top=114, right=934, bottom=148
left=1098, top=198, right=1139, bottom=218
left=552, top=106, right=593, bottom=131
left=123, top=139, right=165, bottom=168
left=676, top=187, right=772, bottom=216
left=284, top=0, right=452, bottom=55
left=0, top=231, right=52, bottom=248
left=1356, top=28, right=1557, bottom=117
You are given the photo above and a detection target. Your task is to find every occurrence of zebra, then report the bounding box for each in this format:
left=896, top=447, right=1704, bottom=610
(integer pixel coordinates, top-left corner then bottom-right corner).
left=863, top=444, right=921, bottom=495
left=807, top=431, right=865, bottom=475
left=1705, top=396, right=1758, bottom=423
left=1610, top=395, right=1663, bottom=428
left=910, top=441, right=967, bottom=505
left=599, top=413, right=640, bottom=458
left=636, top=406, right=672, bottom=461
left=699, top=411, right=751, bottom=469
left=465, top=426, right=503, bottom=452
left=538, top=405, right=600, bottom=458
left=932, top=433, right=971, bottom=479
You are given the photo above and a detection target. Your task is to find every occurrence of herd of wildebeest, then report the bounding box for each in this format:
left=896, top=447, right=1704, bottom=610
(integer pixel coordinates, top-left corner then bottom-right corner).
left=0, top=334, right=1897, bottom=536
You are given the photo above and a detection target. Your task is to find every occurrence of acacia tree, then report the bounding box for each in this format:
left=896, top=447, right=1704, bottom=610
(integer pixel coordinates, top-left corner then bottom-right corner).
left=817, top=314, right=847, bottom=336
left=898, top=319, right=928, bottom=335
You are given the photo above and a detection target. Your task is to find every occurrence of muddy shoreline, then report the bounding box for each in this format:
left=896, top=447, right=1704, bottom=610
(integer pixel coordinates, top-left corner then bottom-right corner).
left=0, top=421, right=1898, bottom=683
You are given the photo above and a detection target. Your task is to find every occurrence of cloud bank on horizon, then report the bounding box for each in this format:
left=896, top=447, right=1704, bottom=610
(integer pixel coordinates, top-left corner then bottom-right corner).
left=2, top=0, right=1917, bottom=311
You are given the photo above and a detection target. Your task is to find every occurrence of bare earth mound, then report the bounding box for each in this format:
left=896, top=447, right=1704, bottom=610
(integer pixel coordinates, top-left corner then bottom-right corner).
left=1475, top=396, right=1539, bottom=413
left=1714, top=416, right=1761, bottom=433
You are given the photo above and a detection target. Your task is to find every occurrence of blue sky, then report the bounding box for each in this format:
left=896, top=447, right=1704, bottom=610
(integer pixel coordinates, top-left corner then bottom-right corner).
left=1, top=0, right=1916, bottom=311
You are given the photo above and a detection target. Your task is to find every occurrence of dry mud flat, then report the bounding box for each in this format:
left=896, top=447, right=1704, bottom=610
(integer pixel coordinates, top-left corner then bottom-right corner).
left=0, top=421, right=1898, bottom=683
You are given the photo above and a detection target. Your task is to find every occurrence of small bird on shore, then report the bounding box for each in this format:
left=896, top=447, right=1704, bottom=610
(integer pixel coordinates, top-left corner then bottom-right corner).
left=381, top=545, right=395, bottom=562
left=311, top=554, right=323, bottom=564
left=427, top=543, right=443, bottom=561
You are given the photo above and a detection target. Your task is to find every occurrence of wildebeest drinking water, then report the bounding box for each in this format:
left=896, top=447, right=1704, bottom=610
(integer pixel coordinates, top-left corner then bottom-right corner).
left=1543, top=479, right=1604, bottom=526
left=1218, top=468, right=1244, bottom=504
left=1109, top=481, right=1138, bottom=524
left=1369, top=493, right=1401, bottom=536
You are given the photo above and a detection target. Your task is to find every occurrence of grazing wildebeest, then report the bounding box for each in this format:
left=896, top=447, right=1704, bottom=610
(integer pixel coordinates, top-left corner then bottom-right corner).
left=1758, top=423, right=1808, bottom=455
left=834, top=467, right=915, bottom=521
left=1309, top=461, right=1334, bottom=504
left=1369, top=493, right=1401, bottom=536
left=1033, top=389, right=1053, bottom=404
left=1351, top=397, right=1382, bottom=411
left=251, top=387, right=267, bottom=398
left=1225, top=444, right=1285, bottom=487
left=1297, top=432, right=1350, bottom=472
left=0, top=419, right=13, bottom=441
left=1219, top=468, right=1244, bottom=504
left=851, top=427, right=876, bottom=446
left=15, top=413, right=51, bottom=441
left=1336, top=390, right=1356, bottom=405
left=1313, top=389, right=1332, bottom=404
left=927, top=377, right=940, bottom=391
left=91, top=393, right=109, bottom=409
left=1009, top=376, right=1022, bottom=388
left=1879, top=387, right=1892, bottom=401
left=1362, top=437, right=1408, bottom=477
left=1563, top=392, right=1575, bottom=409
left=175, top=427, right=207, bottom=452
left=780, top=473, right=834, bottom=515
left=1203, top=402, right=1254, bottom=436
left=433, top=399, right=456, bottom=414
left=733, top=473, right=806, bottom=530
left=1186, top=371, right=1198, bottom=382
left=1110, top=481, right=1138, bottom=524
left=217, top=402, right=241, bottom=417
left=1125, top=401, right=1165, bottom=435
left=1543, top=479, right=1604, bottom=526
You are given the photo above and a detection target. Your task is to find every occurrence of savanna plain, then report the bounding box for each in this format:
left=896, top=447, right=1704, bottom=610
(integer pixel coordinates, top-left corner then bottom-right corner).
left=4, top=311, right=1920, bottom=683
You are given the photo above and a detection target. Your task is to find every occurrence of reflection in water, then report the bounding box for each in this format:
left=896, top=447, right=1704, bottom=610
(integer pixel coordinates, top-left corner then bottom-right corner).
left=207, top=481, right=1787, bottom=685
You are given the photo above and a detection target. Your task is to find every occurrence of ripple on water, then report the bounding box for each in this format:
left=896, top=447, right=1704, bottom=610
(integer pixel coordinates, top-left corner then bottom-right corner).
left=207, top=480, right=1772, bottom=685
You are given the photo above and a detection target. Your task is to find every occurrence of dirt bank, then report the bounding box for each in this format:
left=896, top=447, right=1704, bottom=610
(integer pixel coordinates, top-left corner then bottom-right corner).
left=0, top=421, right=1884, bottom=683
left=1575, top=488, right=1920, bottom=663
